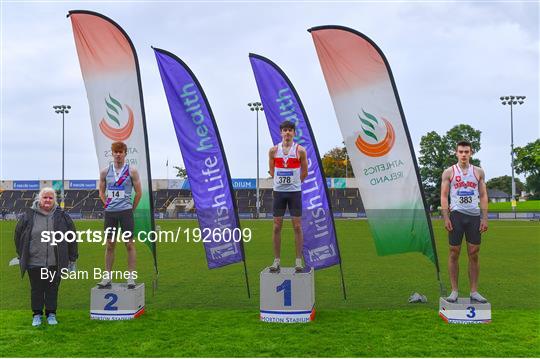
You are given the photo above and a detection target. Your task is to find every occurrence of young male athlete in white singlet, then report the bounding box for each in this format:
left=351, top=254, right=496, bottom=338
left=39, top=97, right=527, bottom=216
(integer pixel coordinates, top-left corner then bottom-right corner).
left=97, top=141, right=142, bottom=289
left=441, top=140, right=489, bottom=303
left=268, top=121, right=308, bottom=272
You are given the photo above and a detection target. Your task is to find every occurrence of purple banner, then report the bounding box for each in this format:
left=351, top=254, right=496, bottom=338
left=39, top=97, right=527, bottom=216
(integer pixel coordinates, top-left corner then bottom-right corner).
left=249, top=53, right=341, bottom=269
left=155, top=48, right=244, bottom=269
left=69, top=180, right=97, bottom=189
left=13, top=181, right=40, bottom=190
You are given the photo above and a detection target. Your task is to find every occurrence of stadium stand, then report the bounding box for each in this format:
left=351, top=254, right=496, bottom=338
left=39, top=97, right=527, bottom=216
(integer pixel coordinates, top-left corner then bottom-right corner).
left=0, top=188, right=364, bottom=218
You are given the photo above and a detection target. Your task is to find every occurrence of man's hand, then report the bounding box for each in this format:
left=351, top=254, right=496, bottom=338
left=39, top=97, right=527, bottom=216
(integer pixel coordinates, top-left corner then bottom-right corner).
left=441, top=208, right=452, bottom=232
left=479, top=218, right=488, bottom=233
left=440, top=168, right=452, bottom=232
left=131, top=168, right=142, bottom=210
left=444, top=218, right=453, bottom=232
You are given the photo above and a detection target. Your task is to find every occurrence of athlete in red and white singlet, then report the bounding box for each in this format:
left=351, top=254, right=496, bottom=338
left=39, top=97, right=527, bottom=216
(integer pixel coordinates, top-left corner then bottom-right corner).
left=441, top=141, right=489, bottom=303
left=268, top=121, right=308, bottom=272
left=273, top=142, right=302, bottom=192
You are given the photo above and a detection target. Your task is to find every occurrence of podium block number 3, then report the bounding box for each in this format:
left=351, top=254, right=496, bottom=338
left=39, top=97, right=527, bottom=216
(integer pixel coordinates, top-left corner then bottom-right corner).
left=466, top=306, right=476, bottom=318
left=104, top=293, right=119, bottom=311
left=276, top=280, right=292, bottom=306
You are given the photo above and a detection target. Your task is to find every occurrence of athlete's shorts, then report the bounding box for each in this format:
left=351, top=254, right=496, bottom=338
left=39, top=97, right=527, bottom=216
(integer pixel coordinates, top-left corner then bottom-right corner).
left=449, top=211, right=481, bottom=246
left=273, top=191, right=302, bottom=217
left=104, top=209, right=134, bottom=238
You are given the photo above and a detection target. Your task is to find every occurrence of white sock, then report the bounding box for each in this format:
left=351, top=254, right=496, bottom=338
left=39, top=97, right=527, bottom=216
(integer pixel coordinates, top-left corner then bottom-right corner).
left=470, top=291, right=487, bottom=301
left=447, top=290, right=458, bottom=300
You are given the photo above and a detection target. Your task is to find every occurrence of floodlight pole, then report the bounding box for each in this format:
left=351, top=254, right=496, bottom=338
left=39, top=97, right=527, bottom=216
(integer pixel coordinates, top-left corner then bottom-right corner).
left=248, top=102, right=264, bottom=219
left=53, top=105, right=71, bottom=210
left=499, top=96, right=526, bottom=213
left=510, top=103, right=515, bottom=205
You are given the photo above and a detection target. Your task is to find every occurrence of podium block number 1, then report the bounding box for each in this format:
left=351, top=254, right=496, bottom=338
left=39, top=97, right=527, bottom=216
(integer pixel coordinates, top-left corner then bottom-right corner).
left=276, top=280, right=292, bottom=306
left=104, top=293, right=119, bottom=311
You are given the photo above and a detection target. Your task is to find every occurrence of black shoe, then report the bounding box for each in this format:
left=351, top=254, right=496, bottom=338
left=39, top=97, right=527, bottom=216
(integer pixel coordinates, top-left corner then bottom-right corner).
left=269, top=260, right=280, bottom=273
left=295, top=259, right=304, bottom=273
left=97, top=280, right=111, bottom=289
left=127, top=278, right=136, bottom=289
left=445, top=291, right=458, bottom=303
left=470, top=292, right=488, bottom=303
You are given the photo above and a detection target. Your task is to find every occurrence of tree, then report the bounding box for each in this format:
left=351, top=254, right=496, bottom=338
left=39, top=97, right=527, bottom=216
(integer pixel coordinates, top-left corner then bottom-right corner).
left=419, top=131, right=447, bottom=208
left=514, top=139, right=540, bottom=197
left=443, top=124, right=481, bottom=155
left=525, top=174, right=540, bottom=199
left=419, top=124, right=481, bottom=209
left=513, top=139, right=540, bottom=175
left=486, top=175, right=525, bottom=195
left=321, top=146, right=353, bottom=178
left=174, top=166, right=187, bottom=179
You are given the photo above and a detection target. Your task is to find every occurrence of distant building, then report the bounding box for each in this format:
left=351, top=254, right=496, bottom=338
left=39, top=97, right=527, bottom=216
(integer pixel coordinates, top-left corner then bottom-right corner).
left=487, top=188, right=511, bottom=203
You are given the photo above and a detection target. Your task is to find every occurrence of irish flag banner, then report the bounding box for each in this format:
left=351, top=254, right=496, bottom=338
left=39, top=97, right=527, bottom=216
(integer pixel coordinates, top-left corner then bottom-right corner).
left=69, top=10, right=157, bottom=271
left=309, top=25, right=440, bottom=270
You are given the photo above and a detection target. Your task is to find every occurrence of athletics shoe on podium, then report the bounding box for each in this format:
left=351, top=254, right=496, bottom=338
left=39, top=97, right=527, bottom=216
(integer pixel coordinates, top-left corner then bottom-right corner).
left=439, top=297, right=491, bottom=324
left=90, top=283, right=145, bottom=320
left=260, top=267, right=315, bottom=323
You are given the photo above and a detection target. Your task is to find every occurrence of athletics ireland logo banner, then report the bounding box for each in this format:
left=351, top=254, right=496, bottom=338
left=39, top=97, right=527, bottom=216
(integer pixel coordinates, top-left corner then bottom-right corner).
left=69, top=10, right=157, bottom=272
left=309, top=26, right=441, bottom=272
left=153, top=48, right=247, bottom=273
left=99, top=94, right=135, bottom=141
left=356, top=109, right=395, bottom=157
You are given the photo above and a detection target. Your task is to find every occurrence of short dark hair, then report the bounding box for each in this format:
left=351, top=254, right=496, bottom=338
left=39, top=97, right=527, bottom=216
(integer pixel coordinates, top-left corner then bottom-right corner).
left=456, top=140, right=472, bottom=149
left=279, top=120, right=295, bottom=131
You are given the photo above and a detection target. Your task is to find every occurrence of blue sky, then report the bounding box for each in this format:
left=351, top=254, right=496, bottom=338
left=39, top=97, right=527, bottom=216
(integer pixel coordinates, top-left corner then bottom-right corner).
left=1, top=1, right=538, bottom=181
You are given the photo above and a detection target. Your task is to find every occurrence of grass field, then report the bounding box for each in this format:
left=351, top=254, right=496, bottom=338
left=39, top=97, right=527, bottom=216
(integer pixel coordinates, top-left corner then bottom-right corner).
left=488, top=199, right=540, bottom=212
left=1, top=219, right=539, bottom=357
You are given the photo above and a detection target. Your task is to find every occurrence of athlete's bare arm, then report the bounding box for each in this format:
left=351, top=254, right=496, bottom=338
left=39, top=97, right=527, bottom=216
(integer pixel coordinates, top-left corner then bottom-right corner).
left=98, top=167, right=108, bottom=205
left=476, top=167, right=489, bottom=233
left=440, top=167, right=453, bottom=232
left=298, top=145, right=308, bottom=182
left=268, top=146, right=277, bottom=178
left=131, top=168, right=142, bottom=210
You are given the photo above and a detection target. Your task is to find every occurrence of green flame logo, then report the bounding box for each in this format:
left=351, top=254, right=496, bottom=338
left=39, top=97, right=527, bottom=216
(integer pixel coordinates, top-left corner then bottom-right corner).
left=358, top=109, right=379, bottom=142
left=105, top=94, right=123, bottom=127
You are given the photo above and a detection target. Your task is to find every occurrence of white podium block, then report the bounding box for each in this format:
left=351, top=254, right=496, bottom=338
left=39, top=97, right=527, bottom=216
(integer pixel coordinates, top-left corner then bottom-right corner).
left=260, top=267, right=315, bottom=323
left=439, top=297, right=491, bottom=324
left=90, top=283, right=145, bottom=320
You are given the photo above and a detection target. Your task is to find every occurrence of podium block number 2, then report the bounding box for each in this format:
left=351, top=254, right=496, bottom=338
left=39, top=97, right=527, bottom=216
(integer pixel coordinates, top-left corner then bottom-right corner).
left=276, top=280, right=292, bottom=306
left=104, top=293, right=119, bottom=311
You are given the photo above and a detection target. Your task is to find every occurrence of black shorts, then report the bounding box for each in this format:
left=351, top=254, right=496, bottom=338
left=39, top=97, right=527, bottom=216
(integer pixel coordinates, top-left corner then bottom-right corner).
left=273, top=191, right=302, bottom=217
left=449, top=211, right=481, bottom=246
left=104, top=209, right=134, bottom=238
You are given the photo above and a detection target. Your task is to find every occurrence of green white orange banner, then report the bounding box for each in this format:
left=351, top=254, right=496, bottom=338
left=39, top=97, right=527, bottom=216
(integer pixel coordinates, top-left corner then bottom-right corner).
left=309, top=26, right=440, bottom=271
left=69, top=10, right=157, bottom=271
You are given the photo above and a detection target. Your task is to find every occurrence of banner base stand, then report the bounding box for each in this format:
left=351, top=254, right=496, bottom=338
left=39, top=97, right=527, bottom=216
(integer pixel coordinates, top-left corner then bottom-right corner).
left=439, top=297, right=491, bottom=324
left=90, top=283, right=145, bottom=320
